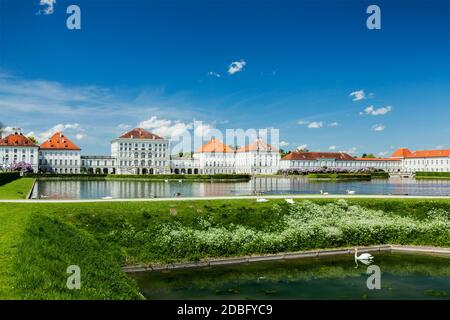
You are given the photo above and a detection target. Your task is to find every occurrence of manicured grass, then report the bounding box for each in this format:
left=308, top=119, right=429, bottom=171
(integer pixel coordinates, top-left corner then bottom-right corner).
left=0, top=206, right=30, bottom=298
left=0, top=198, right=448, bottom=299
left=416, top=172, right=450, bottom=179
left=0, top=178, right=35, bottom=199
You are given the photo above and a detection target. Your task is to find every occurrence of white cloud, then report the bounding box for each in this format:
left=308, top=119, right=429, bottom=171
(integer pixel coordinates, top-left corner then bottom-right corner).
left=349, top=90, right=366, bottom=101
left=297, top=120, right=309, bottom=125
left=38, top=0, right=56, bottom=15
left=341, top=146, right=358, bottom=155
left=436, top=145, right=444, bottom=150
left=207, top=71, right=221, bottom=78
left=26, top=123, right=85, bottom=144
left=328, top=145, right=338, bottom=150
left=296, top=144, right=308, bottom=151
left=118, top=124, right=131, bottom=130
left=372, top=124, right=386, bottom=132
left=280, top=141, right=290, bottom=147
left=194, top=123, right=214, bottom=137
left=307, top=121, right=323, bottom=129
left=139, top=116, right=192, bottom=139
left=361, top=105, right=392, bottom=116
left=378, top=151, right=389, bottom=156
left=228, top=60, right=246, bottom=75
left=328, top=122, right=339, bottom=127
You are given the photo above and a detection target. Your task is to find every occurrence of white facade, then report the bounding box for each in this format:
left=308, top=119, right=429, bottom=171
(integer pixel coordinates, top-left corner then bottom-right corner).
left=280, top=157, right=401, bottom=173
left=235, top=150, right=279, bottom=174
left=111, top=128, right=170, bottom=175
left=193, top=152, right=236, bottom=174
left=402, top=156, right=450, bottom=173
left=170, top=157, right=201, bottom=174
left=39, top=150, right=81, bottom=174
left=0, top=145, right=39, bottom=172
left=81, top=156, right=116, bottom=174
left=0, top=132, right=39, bottom=172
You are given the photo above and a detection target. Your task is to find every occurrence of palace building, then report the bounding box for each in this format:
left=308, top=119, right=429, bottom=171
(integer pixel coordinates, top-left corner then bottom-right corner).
left=39, top=132, right=81, bottom=174
left=0, top=126, right=449, bottom=175
left=111, top=128, right=170, bottom=175
left=0, top=129, right=39, bottom=172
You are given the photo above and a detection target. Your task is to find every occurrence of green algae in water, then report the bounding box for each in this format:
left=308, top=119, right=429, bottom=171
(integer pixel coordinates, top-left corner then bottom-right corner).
left=130, top=252, right=450, bottom=300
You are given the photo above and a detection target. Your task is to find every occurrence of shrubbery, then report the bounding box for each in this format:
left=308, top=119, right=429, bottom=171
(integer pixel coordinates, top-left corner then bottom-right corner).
left=26, top=173, right=251, bottom=181
left=416, top=171, right=450, bottom=178
left=104, top=200, right=450, bottom=262
left=0, top=172, right=21, bottom=186
left=278, top=167, right=386, bottom=175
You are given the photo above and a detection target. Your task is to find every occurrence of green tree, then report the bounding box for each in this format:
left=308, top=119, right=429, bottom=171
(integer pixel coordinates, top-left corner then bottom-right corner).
left=279, top=149, right=291, bottom=157
left=362, top=153, right=376, bottom=158
left=28, top=136, right=39, bottom=145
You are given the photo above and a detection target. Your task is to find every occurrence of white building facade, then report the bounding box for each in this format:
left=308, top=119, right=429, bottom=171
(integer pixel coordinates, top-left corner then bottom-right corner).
left=0, top=130, right=39, bottom=172
left=391, top=148, right=450, bottom=173
left=1, top=126, right=449, bottom=176
left=111, top=128, right=170, bottom=175
left=235, top=139, right=279, bottom=174
left=38, top=132, right=81, bottom=174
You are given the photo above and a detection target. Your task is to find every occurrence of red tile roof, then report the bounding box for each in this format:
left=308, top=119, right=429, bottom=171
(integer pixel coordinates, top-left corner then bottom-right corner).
left=354, top=157, right=400, bottom=162
left=406, top=149, right=450, bottom=158
left=391, top=148, right=412, bottom=158
left=119, top=128, right=163, bottom=140
left=40, top=132, right=80, bottom=151
left=0, top=132, right=38, bottom=147
left=237, top=139, right=278, bottom=152
left=195, top=138, right=234, bottom=153
left=282, top=151, right=354, bottom=161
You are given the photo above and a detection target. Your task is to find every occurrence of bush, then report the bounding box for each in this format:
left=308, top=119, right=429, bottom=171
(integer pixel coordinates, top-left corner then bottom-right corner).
left=0, top=172, right=21, bottom=186
left=307, top=173, right=372, bottom=180
left=416, top=171, right=450, bottom=178
left=100, top=200, right=450, bottom=262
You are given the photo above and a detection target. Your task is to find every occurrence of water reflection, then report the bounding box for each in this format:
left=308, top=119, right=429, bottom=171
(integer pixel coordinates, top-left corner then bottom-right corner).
left=32, top=176, right=450, bottom=199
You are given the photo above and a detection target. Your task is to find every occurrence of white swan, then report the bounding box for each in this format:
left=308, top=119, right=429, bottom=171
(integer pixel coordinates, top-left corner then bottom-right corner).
left=285, top=198, right=295, bottom=204
left=320, top=190, right=329, bottom=195
left=164, top=179, right=169, bottom=182
left=178, top=179, right=182, bottom=183
left=355, top=248, right=373, bottom=262
left=346, top=189, right=356, bottom=195
left=256, top=198, right=269, bottom=203
left=354, top=248, right=374, bottom=268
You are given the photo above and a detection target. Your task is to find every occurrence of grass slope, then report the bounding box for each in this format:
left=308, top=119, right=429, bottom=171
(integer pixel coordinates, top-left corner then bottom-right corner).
left=0, top=178, right=35, bottom=199
left=0, top=198, right=449, bottom=299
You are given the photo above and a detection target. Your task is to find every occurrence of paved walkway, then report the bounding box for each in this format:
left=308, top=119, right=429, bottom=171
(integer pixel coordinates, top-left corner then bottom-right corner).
left=0, top=194, right=449, bottom=203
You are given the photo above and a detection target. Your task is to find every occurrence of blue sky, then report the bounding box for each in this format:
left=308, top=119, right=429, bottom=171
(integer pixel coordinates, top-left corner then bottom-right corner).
left=0, top=0, right=449, bottom=155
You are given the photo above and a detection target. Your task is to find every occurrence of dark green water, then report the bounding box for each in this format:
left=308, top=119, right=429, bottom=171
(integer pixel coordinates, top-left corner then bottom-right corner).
left=130, top=252, right=450, bottom=300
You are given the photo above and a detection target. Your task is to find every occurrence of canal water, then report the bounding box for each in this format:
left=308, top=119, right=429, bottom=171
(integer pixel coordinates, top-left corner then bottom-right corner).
left=130, top=252, right=450, bottom=300
left=32, top=176, right=450, bottom=199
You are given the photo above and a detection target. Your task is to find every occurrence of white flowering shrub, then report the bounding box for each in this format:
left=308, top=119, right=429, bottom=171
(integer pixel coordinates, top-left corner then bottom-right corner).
left=105, top=200, right=450, bottom=262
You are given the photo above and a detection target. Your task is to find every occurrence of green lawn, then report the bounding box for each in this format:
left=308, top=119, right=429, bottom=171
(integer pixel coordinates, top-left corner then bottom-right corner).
left=0, top=198, right=449, bottom=299
left=0, top=178, right=35, bottom=200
